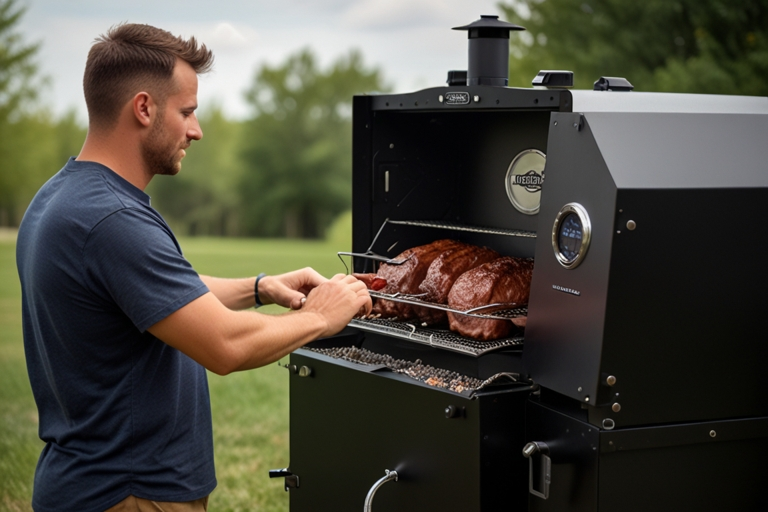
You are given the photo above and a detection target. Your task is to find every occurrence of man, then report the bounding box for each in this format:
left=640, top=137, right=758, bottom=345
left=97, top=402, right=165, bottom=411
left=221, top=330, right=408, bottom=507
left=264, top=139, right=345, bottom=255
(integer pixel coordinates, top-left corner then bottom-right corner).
left=15, top=23, right=371, bottom=512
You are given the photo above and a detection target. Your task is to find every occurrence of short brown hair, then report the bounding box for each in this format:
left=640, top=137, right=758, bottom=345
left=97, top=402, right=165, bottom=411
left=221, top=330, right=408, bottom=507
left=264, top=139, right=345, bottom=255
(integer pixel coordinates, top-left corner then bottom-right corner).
left=83, top=23, right=214, bottom=129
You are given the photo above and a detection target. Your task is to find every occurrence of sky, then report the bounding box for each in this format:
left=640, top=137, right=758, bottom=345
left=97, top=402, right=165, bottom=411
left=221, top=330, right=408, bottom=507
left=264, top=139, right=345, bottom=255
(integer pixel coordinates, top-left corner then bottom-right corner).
left=18, top=0, right=511, bottom=122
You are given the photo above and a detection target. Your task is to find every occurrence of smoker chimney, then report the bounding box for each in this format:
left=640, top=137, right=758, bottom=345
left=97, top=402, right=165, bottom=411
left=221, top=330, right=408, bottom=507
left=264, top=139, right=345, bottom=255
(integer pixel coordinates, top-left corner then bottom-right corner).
left=453, top=15, right=525, bottom=87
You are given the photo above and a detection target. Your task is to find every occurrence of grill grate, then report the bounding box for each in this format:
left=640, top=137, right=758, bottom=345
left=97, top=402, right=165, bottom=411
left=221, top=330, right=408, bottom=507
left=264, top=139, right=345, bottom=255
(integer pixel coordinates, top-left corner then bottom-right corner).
left=349, top=317, right=523, bottom=356
left=308, top=345, right=520, bottom=394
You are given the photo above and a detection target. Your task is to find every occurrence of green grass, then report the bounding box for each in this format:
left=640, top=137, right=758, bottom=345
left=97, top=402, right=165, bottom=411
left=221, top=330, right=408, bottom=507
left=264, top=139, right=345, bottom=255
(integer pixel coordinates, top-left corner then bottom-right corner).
left=0, top=234, right=353, bottom=511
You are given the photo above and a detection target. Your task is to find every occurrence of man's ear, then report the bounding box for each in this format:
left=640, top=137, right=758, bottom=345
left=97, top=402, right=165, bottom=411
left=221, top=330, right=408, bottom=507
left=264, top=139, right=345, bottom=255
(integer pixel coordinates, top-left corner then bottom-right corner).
left=132, top=92, right=155, bottom=128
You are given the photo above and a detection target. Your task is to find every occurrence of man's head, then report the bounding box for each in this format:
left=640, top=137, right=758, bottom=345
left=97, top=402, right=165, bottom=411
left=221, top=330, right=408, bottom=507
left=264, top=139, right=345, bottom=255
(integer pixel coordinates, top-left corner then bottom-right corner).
left=83, top=23, right=214, bottom=131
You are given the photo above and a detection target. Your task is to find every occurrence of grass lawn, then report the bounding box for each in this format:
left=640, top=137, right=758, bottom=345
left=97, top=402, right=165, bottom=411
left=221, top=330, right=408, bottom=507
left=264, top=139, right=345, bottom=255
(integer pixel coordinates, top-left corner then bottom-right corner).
left=0, top=234, right=352, bottom=511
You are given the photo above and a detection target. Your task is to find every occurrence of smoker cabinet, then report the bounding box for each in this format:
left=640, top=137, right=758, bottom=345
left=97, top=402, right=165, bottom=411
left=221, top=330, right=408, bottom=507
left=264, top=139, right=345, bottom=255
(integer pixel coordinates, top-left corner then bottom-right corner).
left=525, top=397, right=768, bottom=511
left=284, top=340, right=529, bottom=512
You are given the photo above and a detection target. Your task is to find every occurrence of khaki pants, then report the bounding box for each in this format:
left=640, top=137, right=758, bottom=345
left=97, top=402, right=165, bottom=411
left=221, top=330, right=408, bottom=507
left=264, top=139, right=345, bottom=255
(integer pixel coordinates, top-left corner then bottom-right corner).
left=105, top=495, right=208, bottom=511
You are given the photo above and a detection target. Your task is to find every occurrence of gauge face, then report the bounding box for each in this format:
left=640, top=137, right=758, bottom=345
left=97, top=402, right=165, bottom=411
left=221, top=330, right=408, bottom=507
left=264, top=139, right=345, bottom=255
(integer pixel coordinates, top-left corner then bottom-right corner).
left=557, top=213, right=583, bottom=263
left=505, top=149, right=546, bottom=215
left=552, top=203, right=591, bottom=269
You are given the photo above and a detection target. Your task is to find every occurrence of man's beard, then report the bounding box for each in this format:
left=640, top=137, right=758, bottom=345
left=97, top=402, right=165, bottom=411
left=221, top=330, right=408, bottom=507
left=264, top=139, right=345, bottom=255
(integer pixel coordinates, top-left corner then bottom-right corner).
left=141, top=112, right=185, bottom=177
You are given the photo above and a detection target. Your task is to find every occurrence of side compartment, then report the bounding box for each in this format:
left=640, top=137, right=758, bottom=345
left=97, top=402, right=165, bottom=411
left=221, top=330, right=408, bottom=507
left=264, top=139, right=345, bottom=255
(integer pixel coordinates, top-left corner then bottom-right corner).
left=287, top=349, right=528, bottom=512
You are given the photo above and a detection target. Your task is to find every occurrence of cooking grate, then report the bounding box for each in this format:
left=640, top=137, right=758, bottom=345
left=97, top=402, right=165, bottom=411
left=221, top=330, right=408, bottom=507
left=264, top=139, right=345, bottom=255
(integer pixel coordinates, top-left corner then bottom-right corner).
left=307, top=345, right=520, bottom=395
left=349, top=317, right=523, bottom=356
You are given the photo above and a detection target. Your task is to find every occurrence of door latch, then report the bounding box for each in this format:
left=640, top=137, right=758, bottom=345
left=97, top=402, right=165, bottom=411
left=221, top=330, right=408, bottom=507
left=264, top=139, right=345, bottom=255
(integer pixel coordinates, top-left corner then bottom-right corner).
left=523, top=441, right=551, bottom=499
left=268, top=467, right=300, bottom=491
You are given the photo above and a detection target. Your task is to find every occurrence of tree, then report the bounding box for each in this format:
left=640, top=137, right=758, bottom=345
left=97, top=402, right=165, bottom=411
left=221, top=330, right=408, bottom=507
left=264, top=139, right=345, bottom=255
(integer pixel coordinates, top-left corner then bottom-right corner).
left=0, top=0, right=45, bottom=225
left=239, top=49, right=387, bottom=239
left=499, top=0, right=768, bottom=95
left=147, top=104, right=245, bottom=236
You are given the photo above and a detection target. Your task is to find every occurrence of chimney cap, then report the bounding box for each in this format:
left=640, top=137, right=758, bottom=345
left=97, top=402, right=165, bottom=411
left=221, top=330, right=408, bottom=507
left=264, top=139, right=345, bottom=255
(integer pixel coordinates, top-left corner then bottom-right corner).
left=453, top=15, right=525, bottom=35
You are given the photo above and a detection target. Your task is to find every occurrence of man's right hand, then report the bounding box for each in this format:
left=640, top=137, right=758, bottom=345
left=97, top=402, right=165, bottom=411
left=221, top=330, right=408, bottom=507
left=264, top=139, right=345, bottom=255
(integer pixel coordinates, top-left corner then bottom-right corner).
left=300, top=273, right=372, bottom=336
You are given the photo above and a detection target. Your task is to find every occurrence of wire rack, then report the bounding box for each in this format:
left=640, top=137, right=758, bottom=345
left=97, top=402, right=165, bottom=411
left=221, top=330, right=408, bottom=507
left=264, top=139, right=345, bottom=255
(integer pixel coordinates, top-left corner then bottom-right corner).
left=349, top=317, right=523, bottom=356
left=368, top=291, right=528, bottom=320
left=386, top=219, right=537, bottom=238
left=307, top=345, right=521, bottom=395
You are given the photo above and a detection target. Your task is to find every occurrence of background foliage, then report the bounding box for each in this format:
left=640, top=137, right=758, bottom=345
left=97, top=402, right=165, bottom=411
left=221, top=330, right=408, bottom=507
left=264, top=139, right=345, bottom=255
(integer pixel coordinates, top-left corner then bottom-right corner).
left=500, top=0, right=768, bottom=95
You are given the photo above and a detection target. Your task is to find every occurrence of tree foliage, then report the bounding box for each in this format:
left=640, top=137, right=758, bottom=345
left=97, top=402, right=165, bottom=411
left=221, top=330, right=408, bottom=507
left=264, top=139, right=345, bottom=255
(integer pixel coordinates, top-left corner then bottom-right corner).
left=238, top=49, right=387, bottom=238
left=500, top=0, right=768, bottom=95
left=0, top=0, right=85, bottom=226
left=147, top=105, right=245, bottom=236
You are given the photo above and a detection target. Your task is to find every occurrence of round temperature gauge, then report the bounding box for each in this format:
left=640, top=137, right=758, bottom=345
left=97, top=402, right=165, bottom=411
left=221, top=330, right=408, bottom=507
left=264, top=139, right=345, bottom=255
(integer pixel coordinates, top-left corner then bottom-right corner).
left=552, top=203, right=591, bottom=269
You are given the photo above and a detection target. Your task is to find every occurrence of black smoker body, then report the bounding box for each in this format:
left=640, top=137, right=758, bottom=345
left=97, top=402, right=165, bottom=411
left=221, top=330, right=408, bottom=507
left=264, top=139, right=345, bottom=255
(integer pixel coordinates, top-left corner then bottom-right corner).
left=274, top=20, right=768, bottom=512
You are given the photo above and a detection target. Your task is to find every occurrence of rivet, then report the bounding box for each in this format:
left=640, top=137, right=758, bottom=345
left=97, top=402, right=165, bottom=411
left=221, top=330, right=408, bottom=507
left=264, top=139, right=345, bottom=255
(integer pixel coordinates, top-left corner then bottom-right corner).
left=474, top=95, right=480, bottom=102
left=584, top=396, right=590, bottom=402
left=627, top=220, right=637, bottom=230
left=710, top=430, right=717, bottom=438
left=554, top=121, right=558, bottom=126
left=577, top=387, right=583, bottom=392
left=612, top=403, right=621, bottom=413
left=439, top=95, right=444, bottom=103
left=389, top=143, right=394, bottom=149
left=606, top=375, right=617, bottom=386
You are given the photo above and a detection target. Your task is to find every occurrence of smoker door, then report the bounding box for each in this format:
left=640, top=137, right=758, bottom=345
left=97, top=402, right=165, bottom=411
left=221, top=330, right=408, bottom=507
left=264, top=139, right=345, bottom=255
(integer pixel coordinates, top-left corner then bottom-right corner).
left=288, top=350, right=527, bottom=512
left=526, top=400, right=768, bottom=511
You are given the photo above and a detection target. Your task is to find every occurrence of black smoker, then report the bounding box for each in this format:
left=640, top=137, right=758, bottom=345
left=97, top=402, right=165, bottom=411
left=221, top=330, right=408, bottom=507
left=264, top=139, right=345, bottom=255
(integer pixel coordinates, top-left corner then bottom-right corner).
left=270, top=15, right=768, bottom=512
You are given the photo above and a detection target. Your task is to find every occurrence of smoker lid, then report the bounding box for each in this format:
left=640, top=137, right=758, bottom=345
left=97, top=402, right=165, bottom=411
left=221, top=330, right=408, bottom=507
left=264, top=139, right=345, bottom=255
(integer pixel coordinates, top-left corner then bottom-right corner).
left=571, top=90, right=768, bottom=114
left=582, top=111, right=768, bottom=189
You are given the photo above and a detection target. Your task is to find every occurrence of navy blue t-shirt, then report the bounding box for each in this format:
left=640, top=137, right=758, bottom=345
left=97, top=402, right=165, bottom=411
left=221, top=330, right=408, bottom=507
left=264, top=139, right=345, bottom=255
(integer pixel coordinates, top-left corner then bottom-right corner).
left=16, top=158, right=216, bottom=511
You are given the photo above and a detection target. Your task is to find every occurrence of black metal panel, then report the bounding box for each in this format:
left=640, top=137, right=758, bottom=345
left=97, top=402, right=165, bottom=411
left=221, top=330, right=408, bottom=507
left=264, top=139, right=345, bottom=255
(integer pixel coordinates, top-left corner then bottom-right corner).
left=352, top=95, right=374, bottom=266
left=591, top=187, right=768, bottom=426
left=288, top=350, right=528, bottom=512
left=369, top=86, right=572, bottom=113
left=524, top=112, right=617, bottom=405
left=527, top=400, right=768, bottom=511
left=526, top=400, right=599, bottom=511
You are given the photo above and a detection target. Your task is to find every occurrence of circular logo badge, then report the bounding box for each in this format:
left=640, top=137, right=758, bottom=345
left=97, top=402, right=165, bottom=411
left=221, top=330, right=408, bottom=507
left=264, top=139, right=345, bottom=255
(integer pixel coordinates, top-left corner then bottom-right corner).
left=505, top=149, right=546, bottom=215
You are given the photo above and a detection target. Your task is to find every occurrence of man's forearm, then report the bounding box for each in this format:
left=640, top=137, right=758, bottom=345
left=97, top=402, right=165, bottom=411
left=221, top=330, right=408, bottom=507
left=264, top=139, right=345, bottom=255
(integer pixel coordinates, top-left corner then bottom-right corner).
left=199, top=275, right=259, bottom=310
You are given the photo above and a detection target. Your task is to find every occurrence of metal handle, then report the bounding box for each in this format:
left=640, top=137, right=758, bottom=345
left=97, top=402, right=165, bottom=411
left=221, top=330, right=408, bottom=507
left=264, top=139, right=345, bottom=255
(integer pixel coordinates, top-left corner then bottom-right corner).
left=523, top=442, right=551, bottom=500
left=364, top=469, right=398, bottom=512
left=268, top=467, right=299, bottom=492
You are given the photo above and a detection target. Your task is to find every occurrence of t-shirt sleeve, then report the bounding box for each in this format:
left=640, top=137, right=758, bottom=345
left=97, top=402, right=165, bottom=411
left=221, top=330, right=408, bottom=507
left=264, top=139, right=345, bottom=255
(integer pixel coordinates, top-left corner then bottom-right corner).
left=83, top=208, right=209, bottom=332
